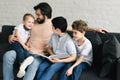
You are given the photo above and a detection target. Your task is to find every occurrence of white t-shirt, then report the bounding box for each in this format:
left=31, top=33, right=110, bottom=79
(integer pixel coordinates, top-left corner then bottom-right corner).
left=13, top=24, right=30, bottom=43
left=73, top=37, right=93, bottom=66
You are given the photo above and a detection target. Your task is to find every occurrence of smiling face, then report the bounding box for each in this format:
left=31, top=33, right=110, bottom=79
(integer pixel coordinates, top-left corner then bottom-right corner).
left=72, top=29, right=85, bottom=41
left=35, top=9, right=45, bottom=24
left=23, top=16, right=35, bottom=30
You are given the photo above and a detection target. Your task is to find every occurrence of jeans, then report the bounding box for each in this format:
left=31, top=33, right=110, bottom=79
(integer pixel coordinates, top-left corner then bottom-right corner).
left=36, top=59, right=66, bottom=80
left=23, top=55, right=42, bottom=80
left=59, top=62, right=90, bottom=80
left=3, top=50, right=16, bottom=80
left=3, top=50, right=43, bottom=80
left=36, top=59, right=51, bottom=80
left=10, top=41, right=29, bottom=63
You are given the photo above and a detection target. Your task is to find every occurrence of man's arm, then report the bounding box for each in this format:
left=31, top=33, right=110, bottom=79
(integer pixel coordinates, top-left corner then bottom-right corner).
left=15, top=29, right=29, bottom=50
left=8, top=34, right=17, bottom=44
left=67, top=26, right=108, bottom=34
left=87, top=27, right=108, bottom=34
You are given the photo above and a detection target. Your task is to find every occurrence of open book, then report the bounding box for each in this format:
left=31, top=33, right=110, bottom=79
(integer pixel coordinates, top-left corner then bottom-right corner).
left=37, top=53, right=70, bottom=59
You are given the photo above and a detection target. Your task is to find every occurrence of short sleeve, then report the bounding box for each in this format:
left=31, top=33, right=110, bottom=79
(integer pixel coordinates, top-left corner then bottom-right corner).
left=80, top=43, right=92, bottom=56
left=14, top=24, right=23, bottom=30
left=66, top=39, right=76, bottom=54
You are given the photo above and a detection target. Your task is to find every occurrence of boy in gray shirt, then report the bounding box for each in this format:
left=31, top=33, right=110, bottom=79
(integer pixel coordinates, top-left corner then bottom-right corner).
left=36, top=16, right=77, bottom=80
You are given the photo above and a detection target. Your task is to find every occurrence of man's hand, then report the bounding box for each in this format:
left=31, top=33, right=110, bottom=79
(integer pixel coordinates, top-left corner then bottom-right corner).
left=8, top=35, right=17, bottom=44
left=95, top=28, right=108, bottom=34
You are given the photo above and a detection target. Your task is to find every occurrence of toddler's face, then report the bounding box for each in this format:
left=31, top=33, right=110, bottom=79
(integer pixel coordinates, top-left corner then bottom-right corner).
left=23, top=16, right=35, bottom=30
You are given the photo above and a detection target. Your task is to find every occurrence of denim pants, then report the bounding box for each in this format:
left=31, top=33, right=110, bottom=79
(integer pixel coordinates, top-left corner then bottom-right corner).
left=3, top=50, right=43, bottom=80
left=10, top=41, right=29, bottom=63
left=59, top=62, right=90, bottom=80
left=36, top=59, right=66, bottom=80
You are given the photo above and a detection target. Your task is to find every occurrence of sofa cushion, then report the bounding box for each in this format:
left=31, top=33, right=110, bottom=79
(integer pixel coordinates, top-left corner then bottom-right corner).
left=99, top=35, right=120, bottom=77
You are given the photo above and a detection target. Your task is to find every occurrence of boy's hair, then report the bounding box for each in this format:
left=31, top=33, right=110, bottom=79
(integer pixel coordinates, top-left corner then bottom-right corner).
left=34, top=2, right=52, bottom=19
left=52, top=16, right=67, bottom=32
left=23, top=13, right=35, bottom=21
left=72, top=19, right=88, bottom=32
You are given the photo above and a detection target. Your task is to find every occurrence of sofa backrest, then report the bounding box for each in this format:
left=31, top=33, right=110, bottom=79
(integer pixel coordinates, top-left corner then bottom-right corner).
left=86, top=31, right=120, bottom=69
left=0, top=25, right=15, bottom=43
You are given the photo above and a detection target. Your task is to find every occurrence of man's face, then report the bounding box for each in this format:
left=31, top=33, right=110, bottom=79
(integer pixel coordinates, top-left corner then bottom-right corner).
left=35, top=9, right=45, bottom=24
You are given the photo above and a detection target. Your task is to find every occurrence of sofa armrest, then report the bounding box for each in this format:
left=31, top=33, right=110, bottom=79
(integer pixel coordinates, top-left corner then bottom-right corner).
left=117, top=59, right=120, bottom=80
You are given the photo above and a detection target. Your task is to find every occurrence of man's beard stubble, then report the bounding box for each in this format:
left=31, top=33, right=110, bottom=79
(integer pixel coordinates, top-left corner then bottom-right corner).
left=36, top=16, right=45, bottom=24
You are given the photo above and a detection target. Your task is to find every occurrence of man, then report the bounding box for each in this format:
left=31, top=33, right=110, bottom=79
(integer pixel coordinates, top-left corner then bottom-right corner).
left=3, top=2, right=53, bottom=80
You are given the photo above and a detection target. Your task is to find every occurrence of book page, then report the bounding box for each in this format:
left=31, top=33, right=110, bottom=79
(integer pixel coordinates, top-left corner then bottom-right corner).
left=48, top=54, right=70, bottom=59
left=37, top=53, right=49, bottom=58
left=36, top=53, right=70, bottom=59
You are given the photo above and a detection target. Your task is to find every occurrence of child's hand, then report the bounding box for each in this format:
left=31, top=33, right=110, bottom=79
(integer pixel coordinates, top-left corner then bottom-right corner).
left=66, top=67, right=73, bottom=76
left=48, top=58, right=61, bottom=63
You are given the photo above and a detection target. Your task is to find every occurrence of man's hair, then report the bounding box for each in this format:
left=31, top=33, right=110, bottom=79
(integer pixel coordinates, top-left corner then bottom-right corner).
left=23, top=13, right=35, bottom=21
left=72, top=20, right=88, bottom=32
left=34, top=2, right=52, bottom=19
left=52, top=16, right=67, bottom=32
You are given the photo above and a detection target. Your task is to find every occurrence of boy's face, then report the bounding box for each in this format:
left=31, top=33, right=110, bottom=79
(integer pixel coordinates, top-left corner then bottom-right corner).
left=72, top=29, right=85, bottom=41
left=23, top=16, right=34, bottom=30
left=35, top=9, right=45, bottom=24
left=52, top=26, right=56, bottom=33
left=52, top=26, right=60, bottom=35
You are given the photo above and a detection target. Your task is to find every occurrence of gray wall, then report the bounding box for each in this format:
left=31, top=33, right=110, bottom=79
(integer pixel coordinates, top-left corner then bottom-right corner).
left=0, top=0, right=120, bottom=32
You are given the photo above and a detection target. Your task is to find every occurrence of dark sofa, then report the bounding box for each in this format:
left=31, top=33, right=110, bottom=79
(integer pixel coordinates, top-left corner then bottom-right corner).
left=0, top=25, right=120, bottom=80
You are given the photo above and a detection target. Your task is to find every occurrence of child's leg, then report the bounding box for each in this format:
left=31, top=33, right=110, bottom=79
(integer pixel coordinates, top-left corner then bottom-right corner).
left=36, top=59, right=52, bottom=80
left=59, top=63, right=73, bottom=80
left=71, top=62, right=90, bottom=80
left=17, top=56, right=34, bottom=78
left=40, top=63, right=66, bottom=80
left=10, top=41, right=25, bottom=63
left=23, top=56, right=43, bottom=80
